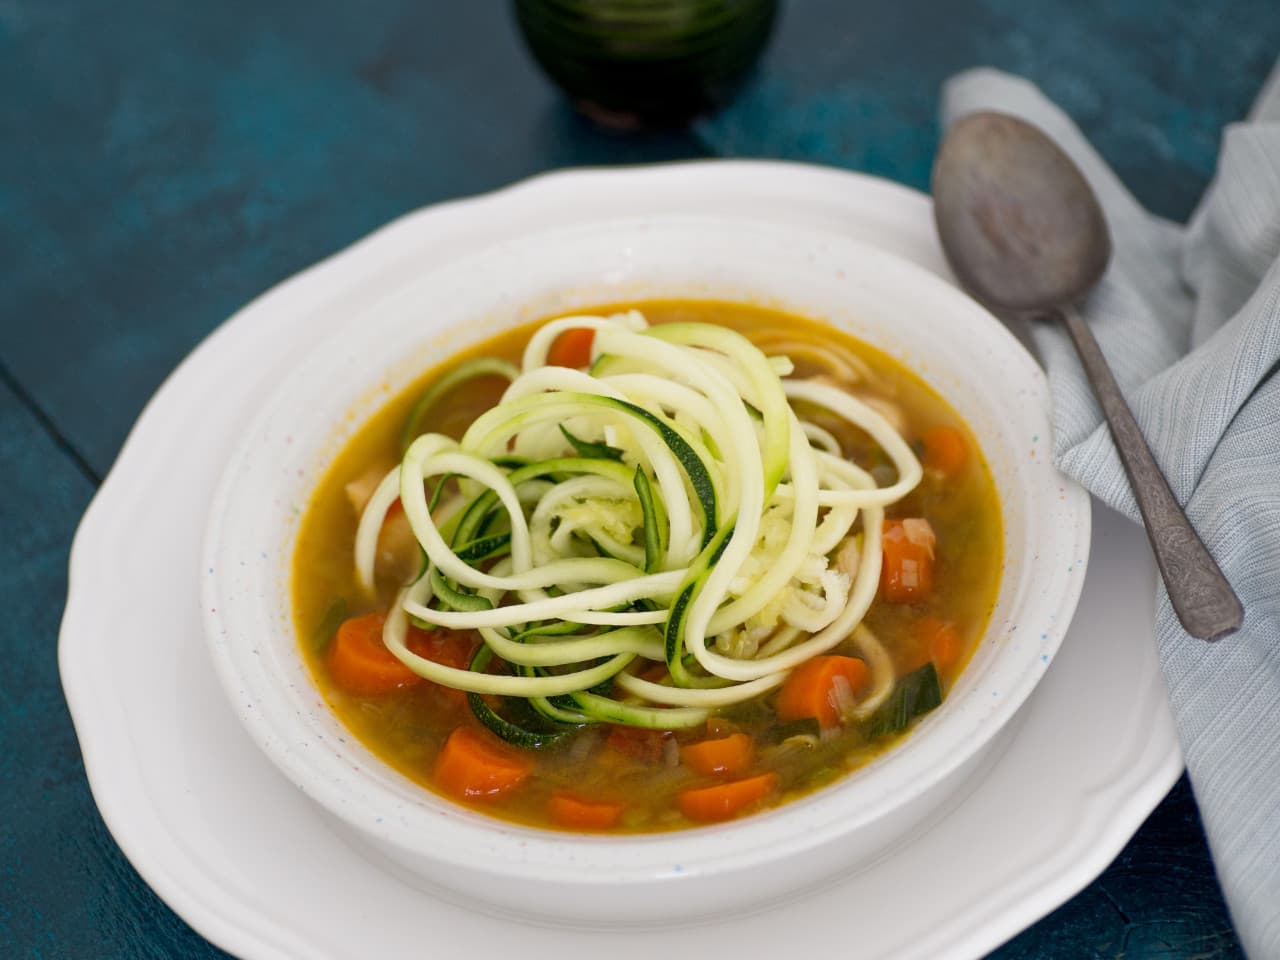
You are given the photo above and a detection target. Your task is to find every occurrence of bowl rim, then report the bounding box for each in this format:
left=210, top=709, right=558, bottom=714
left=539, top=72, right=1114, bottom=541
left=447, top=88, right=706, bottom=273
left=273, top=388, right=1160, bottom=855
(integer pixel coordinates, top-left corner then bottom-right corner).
left=201, top=213, right=1090, bottom=886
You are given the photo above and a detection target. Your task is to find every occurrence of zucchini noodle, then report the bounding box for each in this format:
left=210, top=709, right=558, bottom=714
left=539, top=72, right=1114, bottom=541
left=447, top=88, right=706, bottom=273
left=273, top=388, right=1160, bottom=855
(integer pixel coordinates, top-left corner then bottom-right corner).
left=356, top=311, right=923, bottom=730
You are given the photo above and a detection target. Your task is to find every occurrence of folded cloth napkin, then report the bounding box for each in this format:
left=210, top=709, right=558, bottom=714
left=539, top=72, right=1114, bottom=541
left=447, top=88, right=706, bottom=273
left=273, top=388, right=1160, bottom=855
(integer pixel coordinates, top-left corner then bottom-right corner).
left=942, top=66, right=1280, bottom=957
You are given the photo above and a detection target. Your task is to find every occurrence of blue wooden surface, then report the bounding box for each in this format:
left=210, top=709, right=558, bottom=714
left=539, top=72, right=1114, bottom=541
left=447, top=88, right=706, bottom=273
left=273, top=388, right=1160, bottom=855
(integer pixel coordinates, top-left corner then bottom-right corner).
left=3, top=2, right=1275, bottom=956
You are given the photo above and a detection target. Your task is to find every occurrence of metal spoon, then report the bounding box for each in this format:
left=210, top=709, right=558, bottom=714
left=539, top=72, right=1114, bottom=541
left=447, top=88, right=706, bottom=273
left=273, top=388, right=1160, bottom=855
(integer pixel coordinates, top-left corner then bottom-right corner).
left=931, top=111, right=1242, bottom=641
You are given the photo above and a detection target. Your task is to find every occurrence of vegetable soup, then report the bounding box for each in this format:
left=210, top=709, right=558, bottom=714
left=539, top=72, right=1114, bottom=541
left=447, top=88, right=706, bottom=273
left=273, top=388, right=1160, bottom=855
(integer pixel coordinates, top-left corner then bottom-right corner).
left=293, top=301, right=1002, bottom=832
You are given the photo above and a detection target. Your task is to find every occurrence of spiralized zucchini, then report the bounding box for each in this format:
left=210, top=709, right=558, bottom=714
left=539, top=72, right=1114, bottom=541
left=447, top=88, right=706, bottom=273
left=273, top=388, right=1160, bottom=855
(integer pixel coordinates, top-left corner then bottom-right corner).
left=354, top=311, right=922, bottom=730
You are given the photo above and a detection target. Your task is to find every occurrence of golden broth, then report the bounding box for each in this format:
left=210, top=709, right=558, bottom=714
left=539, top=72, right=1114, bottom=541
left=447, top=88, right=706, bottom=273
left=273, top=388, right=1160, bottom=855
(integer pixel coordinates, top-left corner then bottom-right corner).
left=292, top=301, right=1003, bottom=832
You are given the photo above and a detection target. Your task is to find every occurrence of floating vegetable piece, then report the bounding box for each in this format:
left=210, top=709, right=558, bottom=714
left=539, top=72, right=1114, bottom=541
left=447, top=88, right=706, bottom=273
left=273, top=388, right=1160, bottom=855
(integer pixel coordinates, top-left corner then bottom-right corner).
left=867, top=662, right=943, bottom=739
left=434, top=727, right=533, bottom=800
left=678, top=772, right=779, bottom=822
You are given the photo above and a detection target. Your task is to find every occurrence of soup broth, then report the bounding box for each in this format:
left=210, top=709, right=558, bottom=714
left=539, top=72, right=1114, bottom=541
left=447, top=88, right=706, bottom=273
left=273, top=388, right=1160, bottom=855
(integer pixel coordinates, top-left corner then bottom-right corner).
left=293, top=301, right=1002, bottom=832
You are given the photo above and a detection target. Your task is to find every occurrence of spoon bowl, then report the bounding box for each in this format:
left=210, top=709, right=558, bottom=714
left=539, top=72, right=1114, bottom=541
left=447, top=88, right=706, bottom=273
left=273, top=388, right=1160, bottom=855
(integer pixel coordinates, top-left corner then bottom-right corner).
left=933, top=112, right=1111, bottom=313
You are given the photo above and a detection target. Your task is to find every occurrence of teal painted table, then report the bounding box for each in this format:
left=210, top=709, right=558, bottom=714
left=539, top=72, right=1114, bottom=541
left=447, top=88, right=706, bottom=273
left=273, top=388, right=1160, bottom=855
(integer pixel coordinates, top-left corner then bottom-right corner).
left=4, top=2, right=1276, bottom=956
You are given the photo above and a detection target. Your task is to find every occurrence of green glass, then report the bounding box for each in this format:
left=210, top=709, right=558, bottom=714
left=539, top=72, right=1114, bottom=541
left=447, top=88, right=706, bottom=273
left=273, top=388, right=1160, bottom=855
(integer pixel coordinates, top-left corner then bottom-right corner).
left=514, top=0, right=778, bottom=129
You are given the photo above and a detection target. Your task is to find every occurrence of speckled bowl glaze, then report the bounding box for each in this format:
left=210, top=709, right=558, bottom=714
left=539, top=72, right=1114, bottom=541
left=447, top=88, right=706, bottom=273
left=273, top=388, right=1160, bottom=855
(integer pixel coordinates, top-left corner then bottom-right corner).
left=202, top=216, right=1089, bottom=926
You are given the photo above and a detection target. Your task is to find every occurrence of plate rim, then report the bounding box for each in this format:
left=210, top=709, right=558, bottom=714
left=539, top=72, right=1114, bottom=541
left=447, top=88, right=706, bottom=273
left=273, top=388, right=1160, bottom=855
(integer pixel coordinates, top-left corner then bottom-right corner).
left=59, top=159, right=1181, bottom=960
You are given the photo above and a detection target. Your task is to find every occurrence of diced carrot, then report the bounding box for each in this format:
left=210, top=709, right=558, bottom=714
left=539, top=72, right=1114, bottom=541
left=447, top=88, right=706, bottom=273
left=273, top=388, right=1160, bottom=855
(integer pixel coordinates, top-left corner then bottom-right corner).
left=880, top=519, right=936, bottom=603
left=411, top=627, right=475, bottom=669
left=328, top=613, right=424, bottom=695
left=327, top=615, right=477, bottom=700
left=680, top=733, right=755, bottom=778
left=921, top=426, right=969, bottom=476
left=775, top=655, right=869, bottom=728
left=920, top=616, right=962, bottom=670
left=547, top=792, right=625, bottom=830
left=411, top=627, right=478, bottom=707
left=606, top=725, right=673, bottom=763
left=433, top=727, right=533, bottom=800
left=678, top=773, right=779, bottom=823
left=547, top=328, right=595, bottom=368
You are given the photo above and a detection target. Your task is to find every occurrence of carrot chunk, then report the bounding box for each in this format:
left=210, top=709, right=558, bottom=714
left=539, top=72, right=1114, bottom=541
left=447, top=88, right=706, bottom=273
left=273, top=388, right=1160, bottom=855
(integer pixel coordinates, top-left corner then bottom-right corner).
left=680, top=733, right=755, bottom=778
left=547, top=792, right=625, bottom=830
left=678, top=773, right=779, bottom=823
left=880, top=518, right=936, bottom=602
left=434, top=727, right=533, bottom=800
left=921, top=426, right=969, bottom=475
left=775, top=655, right=869, bottom=728
left=328, top=616, right=478, bottom=702
left=411, top=627, right=476, bottom=670
left=605, top=725, right=673, bottom=763
left=327, top=613, right=423, bottom=695
left=547, top=328, right=595, bottom=368
left=412, top=627, right=478, bottom=707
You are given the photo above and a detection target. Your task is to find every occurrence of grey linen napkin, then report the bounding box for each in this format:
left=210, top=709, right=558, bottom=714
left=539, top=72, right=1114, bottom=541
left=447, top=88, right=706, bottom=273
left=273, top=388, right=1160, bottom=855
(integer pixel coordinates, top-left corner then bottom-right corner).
left=941, top=66, right=1280, bottom=957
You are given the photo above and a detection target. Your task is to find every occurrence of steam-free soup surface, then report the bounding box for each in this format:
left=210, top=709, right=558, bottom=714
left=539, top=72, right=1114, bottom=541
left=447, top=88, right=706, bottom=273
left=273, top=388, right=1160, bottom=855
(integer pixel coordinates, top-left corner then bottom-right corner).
left=293, top=301, right=1002, bottom=832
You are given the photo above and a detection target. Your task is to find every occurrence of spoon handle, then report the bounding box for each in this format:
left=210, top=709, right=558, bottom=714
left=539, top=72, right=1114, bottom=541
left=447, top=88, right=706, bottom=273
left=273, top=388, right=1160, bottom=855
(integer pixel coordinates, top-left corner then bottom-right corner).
left=1058, top=307, right=1243, bottom=641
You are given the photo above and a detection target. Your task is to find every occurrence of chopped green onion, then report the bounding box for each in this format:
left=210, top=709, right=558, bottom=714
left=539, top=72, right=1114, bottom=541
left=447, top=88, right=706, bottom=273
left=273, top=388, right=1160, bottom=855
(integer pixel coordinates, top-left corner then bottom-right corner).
left=866, top=662, right=943, bottom=738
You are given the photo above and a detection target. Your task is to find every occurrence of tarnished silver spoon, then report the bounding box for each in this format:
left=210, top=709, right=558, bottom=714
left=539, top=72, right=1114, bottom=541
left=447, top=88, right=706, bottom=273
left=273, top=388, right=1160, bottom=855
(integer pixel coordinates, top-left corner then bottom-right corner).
left=931, top=111, right=1242, bottom=641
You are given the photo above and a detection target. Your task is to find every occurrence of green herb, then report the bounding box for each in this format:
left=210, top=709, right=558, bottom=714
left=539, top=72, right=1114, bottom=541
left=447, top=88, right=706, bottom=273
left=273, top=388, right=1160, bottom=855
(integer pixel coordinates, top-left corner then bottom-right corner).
left=867, top=662, right=943, bottom=738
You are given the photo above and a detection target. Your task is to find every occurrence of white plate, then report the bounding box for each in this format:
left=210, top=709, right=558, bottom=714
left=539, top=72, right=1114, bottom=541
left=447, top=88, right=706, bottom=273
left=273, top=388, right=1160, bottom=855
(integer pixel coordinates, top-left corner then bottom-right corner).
left=60, top=161, right=1181, bottom=960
